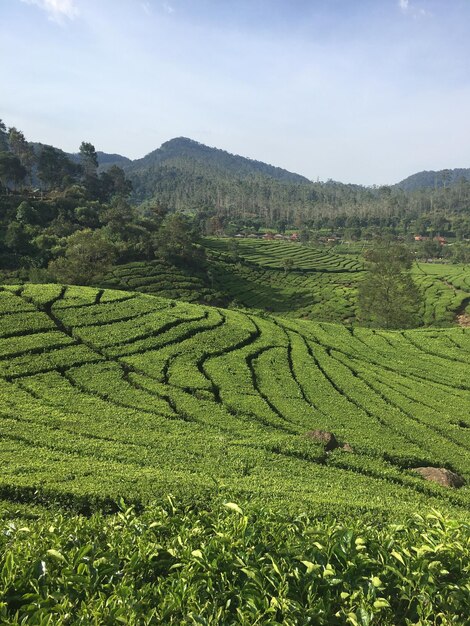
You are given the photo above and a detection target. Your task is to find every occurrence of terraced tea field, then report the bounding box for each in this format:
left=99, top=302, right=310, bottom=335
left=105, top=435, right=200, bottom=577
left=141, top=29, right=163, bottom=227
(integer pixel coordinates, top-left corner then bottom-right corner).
left=413, top=262, right=470, bottom=325
left=203, top=237, right=363, bottom=271
left=100, top=259, right=219, bottom=304
left=98, top=240, right=470, bottom=325
left=98, top=240, right=363, bottom=321
left=1, top=283, right=469, bottom=517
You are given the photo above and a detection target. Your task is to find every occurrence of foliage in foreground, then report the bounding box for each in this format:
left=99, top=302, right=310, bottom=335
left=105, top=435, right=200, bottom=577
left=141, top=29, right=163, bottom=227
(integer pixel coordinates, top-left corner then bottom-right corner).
left=1, top=500, right=469, bottom=625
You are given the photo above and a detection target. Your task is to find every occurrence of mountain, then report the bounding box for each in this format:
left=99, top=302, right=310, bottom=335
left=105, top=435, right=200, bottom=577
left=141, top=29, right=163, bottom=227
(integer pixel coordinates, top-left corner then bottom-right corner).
left=126, top=137, right=310, bottom=184
left=28, top=135, right=470, bottom=222
left=96, top=151, right=132, bottom=170
left=118, top=136, right=320, bottom=212
left=396, top=168, right=470, bottom=192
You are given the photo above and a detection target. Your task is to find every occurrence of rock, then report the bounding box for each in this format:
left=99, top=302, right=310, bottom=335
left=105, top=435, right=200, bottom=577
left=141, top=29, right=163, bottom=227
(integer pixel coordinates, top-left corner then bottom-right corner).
left=342, top=443, right=354, bottom=453
left=306, top=430, right=339, bottom=451
left=411, top=467, right=465, bottom=488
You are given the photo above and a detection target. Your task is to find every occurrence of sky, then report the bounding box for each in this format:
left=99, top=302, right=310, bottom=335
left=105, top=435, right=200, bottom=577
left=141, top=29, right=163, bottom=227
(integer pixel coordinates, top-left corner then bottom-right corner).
left=1, top=0, right=469, bottom=185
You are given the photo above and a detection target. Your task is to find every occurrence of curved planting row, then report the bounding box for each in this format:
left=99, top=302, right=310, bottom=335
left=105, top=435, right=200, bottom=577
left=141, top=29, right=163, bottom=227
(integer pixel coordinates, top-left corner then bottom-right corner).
left=0, top=284, right=469, bottom=517
left=101, top=259, right=217, bottom=303
left=203, top=238, right=363, bottom=271
left=413, top=263, right=470, bottom=325
left=210, top=261, right=358, bottom=321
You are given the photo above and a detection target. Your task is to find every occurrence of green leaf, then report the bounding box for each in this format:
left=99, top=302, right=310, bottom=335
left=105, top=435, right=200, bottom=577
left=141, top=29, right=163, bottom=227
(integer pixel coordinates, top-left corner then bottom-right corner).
left=224, top=502, right=243, bottom=515
left=1, top=552, right=14, bottom=578
left=373, top=598, right=390, bottom=609
left=300, top=560, right=320, bottom=574
left=391, top=550, right=405, bottom=566
left=357, top=607, right=371, bottom=626
left=347, top=613, right=359, bottom=626
left=46, top=549, right=66, bottom=563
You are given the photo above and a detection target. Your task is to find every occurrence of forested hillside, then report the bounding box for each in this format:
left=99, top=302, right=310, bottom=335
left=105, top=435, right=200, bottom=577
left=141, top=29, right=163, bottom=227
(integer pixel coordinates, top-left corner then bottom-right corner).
left=396, top=168, right=470, bottom=192
left=2, top=120, right=470, bottom=237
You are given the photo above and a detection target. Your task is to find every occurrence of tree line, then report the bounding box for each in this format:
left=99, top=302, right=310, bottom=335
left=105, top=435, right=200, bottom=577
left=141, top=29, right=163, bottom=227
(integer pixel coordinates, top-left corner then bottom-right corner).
left=0, top=120, right=201, bottom=285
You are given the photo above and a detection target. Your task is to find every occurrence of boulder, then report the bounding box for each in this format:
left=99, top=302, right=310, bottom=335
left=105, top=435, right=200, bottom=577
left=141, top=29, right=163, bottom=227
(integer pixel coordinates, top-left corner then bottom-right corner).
left=306, top=430, right=338, bottom=451
left=342, top=443, right=354, bottom=453
left=411, top=467, right=465, bottom=488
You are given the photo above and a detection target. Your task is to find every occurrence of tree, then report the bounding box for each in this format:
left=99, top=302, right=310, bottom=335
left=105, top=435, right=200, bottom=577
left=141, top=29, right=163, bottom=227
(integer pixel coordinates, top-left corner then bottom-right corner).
left=99, top=197, right=134, bottom=236
left=153, top=213, right=199, bottom=262
left=79, top=142, right=103, bottom=199
left=16, top=201, right=38, bottom=224
left=37, top=146, right=80, bottom=189
left=79, top=142, right=98, bottom=177
left=8, top=127, right=35, bottom=183
left=4, top=221, right=34, bottom=255
left=422, top=239, right=442, bottom=259
left=0, top=152, right=27, bottom=191
left=357, top=242, right=421, bottom=329
left=97, top=166, right=133, bottom=202
left=282, top=258, right=294, bottom=273
left=48, top=229, right=117, bottom=285
left=0, top=120, right=9, bottom=151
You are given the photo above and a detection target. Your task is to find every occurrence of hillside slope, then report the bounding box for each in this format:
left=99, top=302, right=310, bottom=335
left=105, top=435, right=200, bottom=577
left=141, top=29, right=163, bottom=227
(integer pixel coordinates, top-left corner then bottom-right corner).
left=126, top=137, right=310, bottom=184
left=396, top=167, right=470, bottom=191
left=1, top=284, right=469, bottom=517
left=98, top=241, right=470, bottom=326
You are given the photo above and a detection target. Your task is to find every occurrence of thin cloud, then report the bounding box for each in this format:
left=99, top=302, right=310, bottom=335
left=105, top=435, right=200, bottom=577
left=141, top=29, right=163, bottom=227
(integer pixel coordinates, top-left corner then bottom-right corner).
left=162, top=2, right=175, bottom=15
left=399, top=0, right=431, bottom=18
left=141, top=2, right=151, bottom=16
left=20, top=0, right=79, bottom=22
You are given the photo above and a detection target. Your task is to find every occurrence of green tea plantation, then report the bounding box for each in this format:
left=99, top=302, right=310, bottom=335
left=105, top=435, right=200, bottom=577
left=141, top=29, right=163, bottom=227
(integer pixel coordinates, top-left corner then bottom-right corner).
left=1, top=283, right=469, bottom=624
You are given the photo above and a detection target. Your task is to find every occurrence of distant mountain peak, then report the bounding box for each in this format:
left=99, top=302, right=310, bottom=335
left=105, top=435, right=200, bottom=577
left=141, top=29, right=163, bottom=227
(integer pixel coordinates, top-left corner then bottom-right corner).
left=129, top=137, right=311, bottom=185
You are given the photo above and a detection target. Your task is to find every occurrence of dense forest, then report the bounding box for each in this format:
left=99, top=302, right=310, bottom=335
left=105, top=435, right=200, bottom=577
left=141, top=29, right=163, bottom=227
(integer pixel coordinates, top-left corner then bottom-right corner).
left=1, top=119, right=469, bottom=282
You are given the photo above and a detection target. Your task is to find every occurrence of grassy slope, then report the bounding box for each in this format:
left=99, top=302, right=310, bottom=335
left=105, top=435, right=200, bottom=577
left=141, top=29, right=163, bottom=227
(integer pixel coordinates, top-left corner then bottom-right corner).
left=1, top=283, right=469, bottom=519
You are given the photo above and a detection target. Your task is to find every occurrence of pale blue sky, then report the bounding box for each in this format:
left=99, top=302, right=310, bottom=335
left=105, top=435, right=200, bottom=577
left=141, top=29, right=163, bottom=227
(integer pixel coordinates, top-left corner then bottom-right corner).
left=1, top=0, right=469, bottom=184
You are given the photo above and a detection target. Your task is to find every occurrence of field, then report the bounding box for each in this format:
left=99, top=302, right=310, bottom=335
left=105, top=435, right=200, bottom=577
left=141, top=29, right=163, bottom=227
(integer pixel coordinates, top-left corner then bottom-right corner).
left=2, top=249, right=470, bottom=624
left=1, top=281, right=470, bottom=623
left=1, top=283, right=469, bottom=517
left=98, top=239, right=470, bottom=326
left=203, top=238, right=363, bottom=271
left=100, top=258, right=220, bottom=304
left=413, top=262, right=470, bottom=325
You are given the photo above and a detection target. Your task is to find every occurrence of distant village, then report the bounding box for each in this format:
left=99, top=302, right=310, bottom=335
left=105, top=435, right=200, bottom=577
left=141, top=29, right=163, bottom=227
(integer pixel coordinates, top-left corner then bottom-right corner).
left=233, top=232, right=300, bottom=242
left=231, top=232, right=449, bottom=245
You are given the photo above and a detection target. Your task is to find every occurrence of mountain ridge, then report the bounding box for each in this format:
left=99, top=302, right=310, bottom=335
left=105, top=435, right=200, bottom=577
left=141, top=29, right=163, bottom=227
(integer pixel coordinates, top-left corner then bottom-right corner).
left=395, top=167, right=470, bottom=192
left=33, top=136, right=469, bottom=191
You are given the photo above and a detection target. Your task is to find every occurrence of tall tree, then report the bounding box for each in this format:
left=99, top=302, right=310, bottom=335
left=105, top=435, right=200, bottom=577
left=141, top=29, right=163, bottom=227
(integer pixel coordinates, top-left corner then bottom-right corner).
left=37, top=146, right=80, bottom=190
left=153, top=213, right=200, bottom=263
left=357, top=241, right=421, bottom=329
left=79, top=142, right=98, bottom=177
left=8, top=127, right=35, bottom=184
left=48, top=229, right=117, bottom=285
left=98, top=165, right=133, bottom=201
left=0, top=120, right=8, bottom=151
left=0, top=152, right=27, bottom=191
